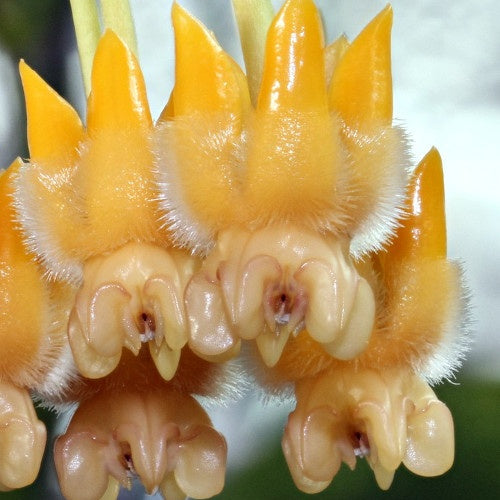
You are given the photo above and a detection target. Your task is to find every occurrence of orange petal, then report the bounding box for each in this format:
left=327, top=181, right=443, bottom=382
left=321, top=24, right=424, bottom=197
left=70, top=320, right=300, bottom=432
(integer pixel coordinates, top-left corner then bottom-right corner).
left=74, top=126, right=159, bottom=255
left=0, top=160, right=47, bottom=384
left=86, top=30, right=152, bottom=132
left=257, top=0, right=328, bottom=113
left=388, top=147, right=447, bottom=262
left=0, top=159, right=26, bottom=254
left=158, top=92, right=174, bottom=122
left=19, top=61, right=84, bottom=164
left=324, top=34, right=349, bottom=87
left=243, top=0, right=340, bottom=221
left=78, top=31, right=160, bottom=252
left=154, top=4, right=250, bottom=244
left=171, top=2, right=250, bottom=116
left=329, top=5, right=393, bottom=126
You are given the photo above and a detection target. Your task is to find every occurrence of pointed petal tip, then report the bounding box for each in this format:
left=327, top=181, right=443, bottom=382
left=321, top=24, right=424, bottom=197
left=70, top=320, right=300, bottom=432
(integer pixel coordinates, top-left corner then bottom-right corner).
left=98, top=28, right=137, bottom=62
left=420, top=146, right=442, bottom=168
left=366, top=4, right=393, bottom=33
left=171, top=0, right=218, bottom=56
left=19, top=60, right=84, bottom=162
left=361, top=3, right=393, bottom=50
left=371, top=3, right=393, bottom=48
left=336, top=33, right=349, bottom=44
left=18, top=58, right=28, bottom=74
left=171, top=0, right=190, bottom=20
left=386, top=146, right=446, bottom=262
left=329, top=3, right=393, bottom=125
left=325, top=34, right=350, bottom=84
left=413, top=147, right=445, bottom=199
left=171, top=0, right=249, bottom=116
left=380, top=3, right=393, bottom=20
left=87, top=29, right=152, bottom=131
left=257, top=0, right=328, bottom=113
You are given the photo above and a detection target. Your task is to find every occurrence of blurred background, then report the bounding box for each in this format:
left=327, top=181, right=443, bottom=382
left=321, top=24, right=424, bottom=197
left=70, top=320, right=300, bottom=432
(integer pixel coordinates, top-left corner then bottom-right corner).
left=1, top=0, right=499, bottom=498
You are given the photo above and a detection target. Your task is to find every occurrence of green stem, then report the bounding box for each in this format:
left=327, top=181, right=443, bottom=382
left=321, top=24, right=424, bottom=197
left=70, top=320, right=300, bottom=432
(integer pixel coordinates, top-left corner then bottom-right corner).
left=69, top=0, right=100, bottom=96
left=101, top=0, right=138, bottom=57
left=232, top=0, right=274, bottom=105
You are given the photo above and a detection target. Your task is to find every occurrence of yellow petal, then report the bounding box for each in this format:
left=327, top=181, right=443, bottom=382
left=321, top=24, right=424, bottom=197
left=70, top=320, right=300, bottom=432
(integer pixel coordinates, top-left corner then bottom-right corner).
left=388, top=147, right=447, bottom=262
left=171, top=2, right=250, bottom=116
left=19, top=61, right=84, bottom=164
left=257, top=0, right=328, bottom=113
left=329, top=5, right=393, bottom=126
left=86, top=30, right=152, bottom=132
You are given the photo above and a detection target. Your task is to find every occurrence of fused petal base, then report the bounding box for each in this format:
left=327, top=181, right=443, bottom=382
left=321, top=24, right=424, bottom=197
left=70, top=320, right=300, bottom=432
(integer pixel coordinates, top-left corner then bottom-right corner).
left=186, top=224, right=375, bottom=366
left=0, top=382, right=46, bottom=491
left=282, top=367, right=454, bottom=493
left=54, top=387, right=227, bottom=500
left=68, top=243, right=197, bottom=380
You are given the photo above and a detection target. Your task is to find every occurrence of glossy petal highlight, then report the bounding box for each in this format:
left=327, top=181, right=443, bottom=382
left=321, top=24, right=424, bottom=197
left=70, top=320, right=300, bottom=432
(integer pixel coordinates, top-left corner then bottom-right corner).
left=54, top=388, right=227, bottom=500
left=282, top=368, right=454, bottom=493
left=329, top=5, right=393, bottom=126
left=19, top=61, right=84, bottom=164
left=87, top=30, right=151, bottom=131
left=0, top=383, right=46, bottom=491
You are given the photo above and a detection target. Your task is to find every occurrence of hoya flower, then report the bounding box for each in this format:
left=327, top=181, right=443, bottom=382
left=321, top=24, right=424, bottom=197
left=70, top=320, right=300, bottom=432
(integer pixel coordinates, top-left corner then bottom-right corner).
left=0, top=0, right=470, bottom=497
left=1, top=10, right=230, bottom=499
left=54, top=364, right=228, bottom=500
left=0, top=159, right=73, bottom=490
left=15, top=33, right=195, bottom=382
left=155, top=1, right=410, bottom=367
left=155, top=0, right=469, bottom=493
left=283, top=367, right=455, bottom=492
left=270, top=146, right=469, bottom=490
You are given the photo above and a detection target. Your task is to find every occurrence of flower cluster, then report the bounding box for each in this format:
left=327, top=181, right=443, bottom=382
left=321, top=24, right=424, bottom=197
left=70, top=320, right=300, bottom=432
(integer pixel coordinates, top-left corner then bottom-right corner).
left=0, top=0, right=469, bottom=499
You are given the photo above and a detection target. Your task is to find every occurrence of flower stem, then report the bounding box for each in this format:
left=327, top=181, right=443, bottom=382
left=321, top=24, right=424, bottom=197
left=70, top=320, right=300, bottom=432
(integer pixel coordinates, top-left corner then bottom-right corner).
left=69, top=0, right=100, bottom=96
left=101, top=0, right=138, bottom=57
left=232, top=0, right=274, bottom=105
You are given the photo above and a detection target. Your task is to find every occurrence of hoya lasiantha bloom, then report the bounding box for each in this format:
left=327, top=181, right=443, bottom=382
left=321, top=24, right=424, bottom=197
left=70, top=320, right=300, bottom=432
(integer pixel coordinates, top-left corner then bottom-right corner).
left=0, top=0, right=469, bottom=498
left=1, top=21, right=230, bottom=500
left=155, top=0, right=469, bottom=493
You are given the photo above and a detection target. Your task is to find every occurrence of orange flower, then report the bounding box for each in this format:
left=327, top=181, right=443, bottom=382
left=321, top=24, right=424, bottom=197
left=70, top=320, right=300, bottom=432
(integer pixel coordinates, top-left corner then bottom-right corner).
left=2, top=22, right=229, bottom=500
left=0, top=0, right=470, bottom=497
left=156, top=0, right=469, bottom=493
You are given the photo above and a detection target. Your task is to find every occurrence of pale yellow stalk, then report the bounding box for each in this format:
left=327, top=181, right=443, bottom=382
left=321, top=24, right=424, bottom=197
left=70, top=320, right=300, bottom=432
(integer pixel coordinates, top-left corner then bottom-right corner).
left=101, top=0, right=138, bottom=57
left=232, top=0, right=274, bottom=105
left=69, top=0, right=100, bottom=96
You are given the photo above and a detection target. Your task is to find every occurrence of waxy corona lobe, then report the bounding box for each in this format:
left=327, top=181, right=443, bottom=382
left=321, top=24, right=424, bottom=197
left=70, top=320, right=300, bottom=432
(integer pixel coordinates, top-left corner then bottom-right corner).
left=0, top=0, right=469, bottom=498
